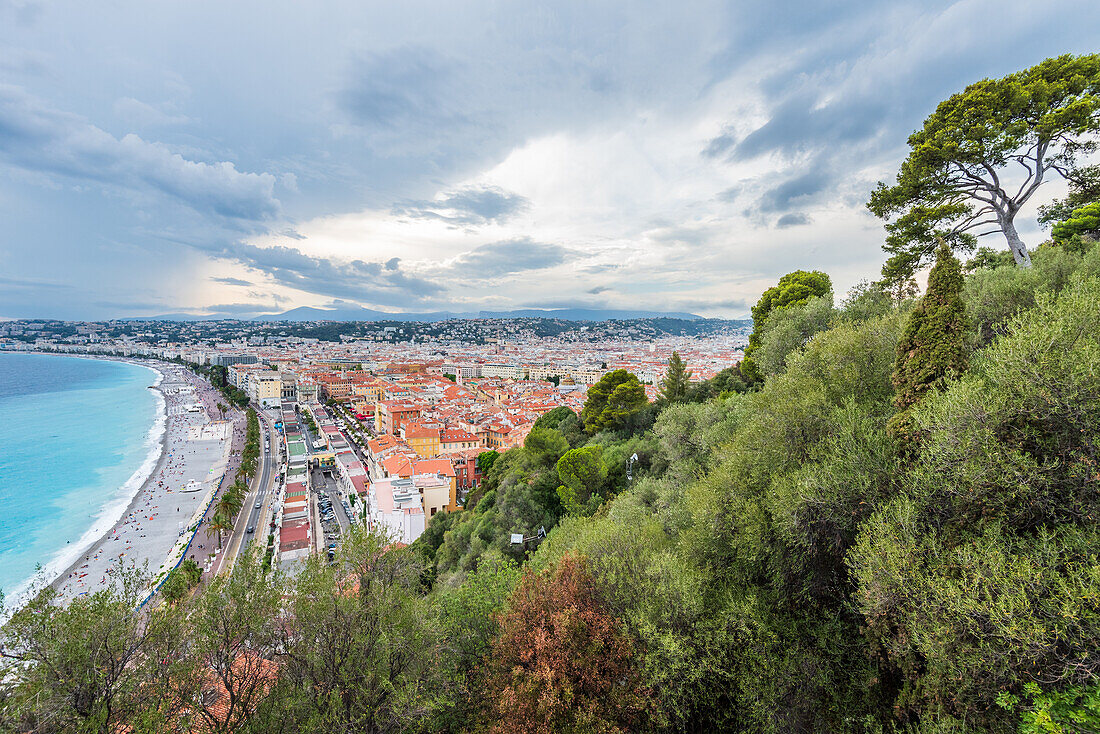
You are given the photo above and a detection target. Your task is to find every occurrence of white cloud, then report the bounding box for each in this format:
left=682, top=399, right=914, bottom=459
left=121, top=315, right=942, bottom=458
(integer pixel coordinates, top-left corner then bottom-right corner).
left=2, top=0, right=1098, bottom=318
left=0, top=84, right=279, bottom=220
left=112, top=97, right=192, bottom=128
left=242, top=98, right=885, bottom=316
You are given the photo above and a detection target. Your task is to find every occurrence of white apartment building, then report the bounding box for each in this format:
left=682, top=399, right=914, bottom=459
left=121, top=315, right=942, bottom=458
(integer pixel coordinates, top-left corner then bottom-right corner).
left=443, top=362, right=481, bottom=379
left=480, top=363, right=522, bottom=379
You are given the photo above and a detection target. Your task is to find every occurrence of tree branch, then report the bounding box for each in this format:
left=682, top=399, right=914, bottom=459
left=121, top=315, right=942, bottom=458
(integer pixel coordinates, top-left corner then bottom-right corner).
left=980, top=161, right=1008, bottom=202
left=957, top=219, right=1000, bottom=233
left=951, top=161, right=998, bottom=194
left=948, top=162, right=1007, bottom=216
left=1014, top=138, right=1050, bottom=203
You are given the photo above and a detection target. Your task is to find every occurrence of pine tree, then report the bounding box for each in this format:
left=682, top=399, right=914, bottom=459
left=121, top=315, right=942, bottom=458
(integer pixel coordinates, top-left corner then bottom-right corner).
left=887, top=240, right=969, bottom=451
left=581, top=369, right=647, bottom=433
left=657, top=351, right=692, bottom=404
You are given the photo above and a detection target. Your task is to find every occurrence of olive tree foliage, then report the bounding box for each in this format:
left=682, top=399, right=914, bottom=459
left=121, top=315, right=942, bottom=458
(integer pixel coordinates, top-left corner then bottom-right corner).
left=868, top=54, right=1100, bottom=288
left=429, top=553, right=521, bottom=730
left=269, top=525, right=441, bottom=734
left=742, top=270, right=832, bottom=382
left=532, top=313, right=909, bottom=733
left=752, top=294, right=835, bottom=378
left=177, top=549, right=287, bottom=734
left=850, top=273, right=1100, bottom=727
left=963, top=239, right=1095, bottom=344
left=996, top=681, right=1100, bottom=734
left=838, top=279, right=896, bottom=322
left=672, top=313, right=908, bottom=732
left=0, top=568, right=190, bottom=734
left=651, top=398, right=741, bottom=487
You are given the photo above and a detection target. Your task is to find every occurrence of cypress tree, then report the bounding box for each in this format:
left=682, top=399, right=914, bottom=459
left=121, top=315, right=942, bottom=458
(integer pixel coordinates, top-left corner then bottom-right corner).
left=888, top=240, right=969, bottom=450
left=657, top=351, right=692, bottom=404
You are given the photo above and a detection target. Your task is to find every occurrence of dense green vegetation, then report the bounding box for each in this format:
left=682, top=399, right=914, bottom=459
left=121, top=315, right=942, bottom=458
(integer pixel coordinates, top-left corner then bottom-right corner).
left=160, top=559, right=203, bottom=603
left=741, top=269, right=832, bottom=381
left=2, top=57, right=1100, bottom=734
left=886, top=241, right=969, bottom=451
left=206, top=364, right=251, bottom=408
left=7, top=239, right=1098, bottom=732
left=241, top=408, right=261, bottom=482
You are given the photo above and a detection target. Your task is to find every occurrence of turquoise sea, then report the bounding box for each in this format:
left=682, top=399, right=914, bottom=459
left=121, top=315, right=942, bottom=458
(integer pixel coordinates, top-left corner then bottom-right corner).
left=0, top=353, right=164, bottom=609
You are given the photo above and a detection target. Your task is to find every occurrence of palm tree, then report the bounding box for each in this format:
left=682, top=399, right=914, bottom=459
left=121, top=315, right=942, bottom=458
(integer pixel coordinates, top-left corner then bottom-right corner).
left=236, top=456, right=257, bottom=480
left=216, top=402, right=227, bottom=419
left=230, top=478, right=248, bottom=497
left=216, top=490, right=243, bottom=520
left=205, top=511, right=232, bottom=549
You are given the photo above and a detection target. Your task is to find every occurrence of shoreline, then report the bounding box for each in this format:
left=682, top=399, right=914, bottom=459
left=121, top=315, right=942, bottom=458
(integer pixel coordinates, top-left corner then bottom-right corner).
left=0, top=355, right=229, bottom=619
left=50, top=361, right=236, bottom=606
left=47, top=361, right=169, bottom=599
left=0, top=356, right=167, bottom=619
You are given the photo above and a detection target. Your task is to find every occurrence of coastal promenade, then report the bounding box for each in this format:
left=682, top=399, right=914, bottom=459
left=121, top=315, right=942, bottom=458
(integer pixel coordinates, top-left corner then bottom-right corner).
left=217, top=409, right=278, bottom=574
left=53, top=365, right=238, bottom=602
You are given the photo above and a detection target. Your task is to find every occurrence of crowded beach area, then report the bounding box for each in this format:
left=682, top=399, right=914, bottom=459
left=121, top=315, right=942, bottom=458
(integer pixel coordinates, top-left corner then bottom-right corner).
left=53, top=364, right=241, bottom=603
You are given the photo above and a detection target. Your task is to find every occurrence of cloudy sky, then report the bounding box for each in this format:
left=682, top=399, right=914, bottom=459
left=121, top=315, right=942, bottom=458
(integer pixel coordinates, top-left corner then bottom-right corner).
left=1, top=0, right=1098, bottom=320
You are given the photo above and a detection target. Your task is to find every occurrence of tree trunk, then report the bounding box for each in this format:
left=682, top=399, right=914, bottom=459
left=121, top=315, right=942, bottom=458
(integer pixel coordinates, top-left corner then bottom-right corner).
left=1002, top=216, right=1033, bottom=268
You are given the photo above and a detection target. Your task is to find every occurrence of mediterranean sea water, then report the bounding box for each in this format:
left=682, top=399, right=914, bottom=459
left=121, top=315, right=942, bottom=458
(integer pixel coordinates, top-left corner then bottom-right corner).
left=0, top=353, right=164, bottom=610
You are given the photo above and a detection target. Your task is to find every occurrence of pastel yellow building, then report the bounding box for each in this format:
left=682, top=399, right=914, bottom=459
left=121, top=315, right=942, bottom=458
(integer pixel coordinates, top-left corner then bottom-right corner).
left=404, top=425, right=441, bottom=458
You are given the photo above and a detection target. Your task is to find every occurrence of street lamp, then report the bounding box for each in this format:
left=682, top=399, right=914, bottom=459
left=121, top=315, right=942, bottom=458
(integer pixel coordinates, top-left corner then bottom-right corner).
left=627, top=453, right=638, bottom=483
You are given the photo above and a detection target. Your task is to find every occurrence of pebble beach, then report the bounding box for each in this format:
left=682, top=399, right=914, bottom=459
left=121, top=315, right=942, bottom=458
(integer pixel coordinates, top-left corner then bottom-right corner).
left=53, top=364, right=239, bottom=603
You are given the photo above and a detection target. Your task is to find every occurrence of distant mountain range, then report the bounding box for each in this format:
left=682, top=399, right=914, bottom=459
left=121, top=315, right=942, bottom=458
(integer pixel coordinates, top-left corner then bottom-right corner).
left=256, top=305, right=706, bottom=322
left=128, top=306, right=709, bottom=322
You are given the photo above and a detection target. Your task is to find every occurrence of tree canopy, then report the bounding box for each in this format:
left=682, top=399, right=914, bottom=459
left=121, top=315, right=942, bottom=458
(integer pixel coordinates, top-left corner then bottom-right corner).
left=742, top=270, right=832, bottom=381
left=580, top=369, right=648, bottom=434
left=1052, top=200, right=1100, bottom=243
left=887, top=240, right=969, bottom=450
left=1038, top=163, right=1100, bottom=227
left=478, top=553, right=648, bottom=734
left=657, top=351, right=692, bottom=404
left=555, top=445, right=605, bottom=515
left=869, top=54, right=1100, bottom=286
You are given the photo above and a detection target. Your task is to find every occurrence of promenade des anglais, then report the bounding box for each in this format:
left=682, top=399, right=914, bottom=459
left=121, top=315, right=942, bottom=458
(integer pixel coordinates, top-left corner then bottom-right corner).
left=2, top=1, right=1100, bottom=731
